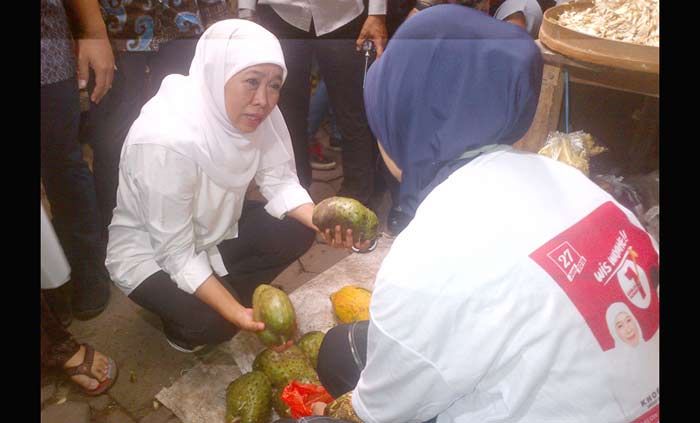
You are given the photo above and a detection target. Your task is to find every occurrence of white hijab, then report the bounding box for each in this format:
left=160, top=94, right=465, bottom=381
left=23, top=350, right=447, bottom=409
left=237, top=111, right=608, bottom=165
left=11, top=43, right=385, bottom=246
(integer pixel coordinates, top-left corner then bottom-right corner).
left=123, top=19, right=293, bottom=190
left=604, top=302, right=659, bottom=416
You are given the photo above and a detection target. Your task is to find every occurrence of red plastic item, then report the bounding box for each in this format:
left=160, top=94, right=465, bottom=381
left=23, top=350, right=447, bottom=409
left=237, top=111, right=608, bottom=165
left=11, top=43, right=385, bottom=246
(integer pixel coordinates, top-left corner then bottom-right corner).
left=280, top=380, right=334, bottom=418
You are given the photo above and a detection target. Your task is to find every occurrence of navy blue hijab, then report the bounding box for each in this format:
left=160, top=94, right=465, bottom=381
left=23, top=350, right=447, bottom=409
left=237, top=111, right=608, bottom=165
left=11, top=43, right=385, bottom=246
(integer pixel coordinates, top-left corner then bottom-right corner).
left=364, top=5, right=544, bottom=217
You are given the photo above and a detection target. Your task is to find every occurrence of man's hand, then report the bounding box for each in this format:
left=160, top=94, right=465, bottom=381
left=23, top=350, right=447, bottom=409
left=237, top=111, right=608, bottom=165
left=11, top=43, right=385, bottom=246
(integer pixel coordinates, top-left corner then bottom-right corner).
left=356, top=15, right=388, bottom=58
left=75, top=37, right=114, bottom=104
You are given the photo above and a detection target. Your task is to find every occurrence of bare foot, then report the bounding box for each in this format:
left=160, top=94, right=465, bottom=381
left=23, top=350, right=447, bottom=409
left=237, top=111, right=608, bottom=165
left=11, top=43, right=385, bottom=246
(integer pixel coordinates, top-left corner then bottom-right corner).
left=63, top=345, right=111, bottom=391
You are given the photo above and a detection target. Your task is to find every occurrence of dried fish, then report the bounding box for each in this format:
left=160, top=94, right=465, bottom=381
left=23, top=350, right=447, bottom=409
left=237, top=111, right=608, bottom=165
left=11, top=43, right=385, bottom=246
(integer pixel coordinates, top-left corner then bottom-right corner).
left=557, top=0, right=659, bottom=47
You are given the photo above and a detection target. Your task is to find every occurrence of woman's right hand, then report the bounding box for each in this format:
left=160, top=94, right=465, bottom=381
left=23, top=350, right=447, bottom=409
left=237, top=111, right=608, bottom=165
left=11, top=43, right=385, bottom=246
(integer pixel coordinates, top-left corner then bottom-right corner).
left=231, top=307, right=265, bottom=332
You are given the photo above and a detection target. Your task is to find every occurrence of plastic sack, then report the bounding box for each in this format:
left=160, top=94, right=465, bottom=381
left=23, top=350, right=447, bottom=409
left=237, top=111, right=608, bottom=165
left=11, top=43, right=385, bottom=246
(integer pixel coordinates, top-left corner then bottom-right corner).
left=538, top=131, right=607, bottom=176
left=592, top=172, right=659, bottom=245
left=280, top=380, right=334, bottom=419
left=592, top=174, right=645, bottom=220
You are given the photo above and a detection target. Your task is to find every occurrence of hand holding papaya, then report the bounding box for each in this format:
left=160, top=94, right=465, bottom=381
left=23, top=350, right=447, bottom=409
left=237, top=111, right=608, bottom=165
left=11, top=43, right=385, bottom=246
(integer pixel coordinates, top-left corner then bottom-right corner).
left=313, top=197, right=379, bottom=252
left=232, top=306, right=266, bottom=332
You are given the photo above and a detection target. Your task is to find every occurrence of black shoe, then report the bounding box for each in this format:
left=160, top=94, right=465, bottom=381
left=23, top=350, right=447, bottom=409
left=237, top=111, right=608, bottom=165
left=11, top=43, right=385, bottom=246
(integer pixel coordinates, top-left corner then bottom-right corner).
left=166, top=337, right=205, bottom=353
left=387, top=206, right=412, bottom=236
left=72, top=264, right=111, bottom=321
left=163, top=326, right=205, bottom=353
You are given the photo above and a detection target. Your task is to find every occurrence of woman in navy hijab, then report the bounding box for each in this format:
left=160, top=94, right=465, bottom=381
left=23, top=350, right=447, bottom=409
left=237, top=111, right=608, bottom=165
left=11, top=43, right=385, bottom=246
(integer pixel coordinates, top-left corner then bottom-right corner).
left=366, top=3, right=543, bottom=218
left=278, top=4, right=658, bottom=423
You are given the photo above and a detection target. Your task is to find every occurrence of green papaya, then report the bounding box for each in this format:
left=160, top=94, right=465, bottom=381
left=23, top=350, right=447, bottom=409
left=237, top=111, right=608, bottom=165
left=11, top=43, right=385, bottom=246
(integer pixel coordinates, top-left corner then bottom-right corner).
left=312, top=197, right=379, bottom=244
left=252, top=284, right=297, bottom=347
left=225, top=371, right=272, bottom=423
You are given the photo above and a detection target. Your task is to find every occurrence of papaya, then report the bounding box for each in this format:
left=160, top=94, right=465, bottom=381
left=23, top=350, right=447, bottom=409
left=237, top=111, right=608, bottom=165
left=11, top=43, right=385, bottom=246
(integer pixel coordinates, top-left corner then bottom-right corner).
left=253, top=284, right=297, bottom=347
left=312, top=197, right=379, bottom=244
left=331, top=286, right=371, bottom=324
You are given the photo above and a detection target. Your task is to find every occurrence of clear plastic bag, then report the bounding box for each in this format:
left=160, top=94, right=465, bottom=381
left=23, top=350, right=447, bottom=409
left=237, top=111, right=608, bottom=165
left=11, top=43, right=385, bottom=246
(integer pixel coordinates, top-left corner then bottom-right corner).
left=538, top=131, right=608, bottom=176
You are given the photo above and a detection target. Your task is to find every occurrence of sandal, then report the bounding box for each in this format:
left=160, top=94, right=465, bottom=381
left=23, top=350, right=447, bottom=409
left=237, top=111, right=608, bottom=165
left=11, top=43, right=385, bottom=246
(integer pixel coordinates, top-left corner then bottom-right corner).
left=64, top=343, right=118, bottom=396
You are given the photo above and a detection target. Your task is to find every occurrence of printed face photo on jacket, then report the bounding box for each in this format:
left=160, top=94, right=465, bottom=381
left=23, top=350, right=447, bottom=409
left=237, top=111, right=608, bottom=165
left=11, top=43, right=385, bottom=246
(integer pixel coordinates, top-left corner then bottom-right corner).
left=614, top=311, right=640, bottom=347
left=225, top=64, right=283, bottom=133
left=606, top=302, right=643, bottom=350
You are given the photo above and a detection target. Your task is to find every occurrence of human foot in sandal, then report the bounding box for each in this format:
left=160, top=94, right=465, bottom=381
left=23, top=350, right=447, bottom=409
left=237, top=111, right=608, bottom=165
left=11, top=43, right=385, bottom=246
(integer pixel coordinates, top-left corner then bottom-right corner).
left=63, top=343, right=118, bottom=395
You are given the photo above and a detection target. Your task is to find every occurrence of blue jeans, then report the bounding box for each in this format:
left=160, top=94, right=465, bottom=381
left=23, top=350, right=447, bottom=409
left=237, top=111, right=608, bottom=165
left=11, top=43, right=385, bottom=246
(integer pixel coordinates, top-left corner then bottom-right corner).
left=308, top=79, right=342, bottom=143
left=41, top=77, right=109, bottom=311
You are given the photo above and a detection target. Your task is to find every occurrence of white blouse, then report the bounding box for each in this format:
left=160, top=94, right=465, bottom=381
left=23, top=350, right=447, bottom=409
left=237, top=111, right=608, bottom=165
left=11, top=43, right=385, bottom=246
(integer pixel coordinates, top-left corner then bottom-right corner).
left=106, top=144, right=312, bottom=296
left=238, top=0, right=388, bottom=37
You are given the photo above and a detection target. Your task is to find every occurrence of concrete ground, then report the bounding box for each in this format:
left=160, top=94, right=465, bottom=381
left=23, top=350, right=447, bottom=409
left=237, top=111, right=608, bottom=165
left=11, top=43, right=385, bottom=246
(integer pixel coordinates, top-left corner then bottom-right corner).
left=41, top=126, right=394, bottom=423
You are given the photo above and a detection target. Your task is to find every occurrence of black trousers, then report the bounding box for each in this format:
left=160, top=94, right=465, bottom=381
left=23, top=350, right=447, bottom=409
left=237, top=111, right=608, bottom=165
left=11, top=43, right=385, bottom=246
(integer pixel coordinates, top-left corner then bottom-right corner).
left=282, top=322, right=436, bottom=423
left=257, top=7, right=376, bottom=203
left=41, top=77, right=109, bottom=310
left=80, top=39, right=199, bottom=233
left=128, top=201, right=315, bottom=346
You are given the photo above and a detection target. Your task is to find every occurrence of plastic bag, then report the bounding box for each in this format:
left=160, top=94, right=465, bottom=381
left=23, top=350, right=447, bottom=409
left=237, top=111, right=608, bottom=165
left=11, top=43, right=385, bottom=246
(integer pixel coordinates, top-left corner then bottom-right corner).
left=280, top=380, right=334, bottom=419
left=538, top=131, right=607, bottom=176
left=592, top=172, right=660, bottom=245
left=592, top=174, right=645, bottom=220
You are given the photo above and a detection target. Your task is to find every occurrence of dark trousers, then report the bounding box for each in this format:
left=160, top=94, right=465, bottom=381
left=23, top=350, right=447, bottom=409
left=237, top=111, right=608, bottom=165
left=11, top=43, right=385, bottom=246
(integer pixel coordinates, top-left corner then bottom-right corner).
left=80, top=39, right=198, bottom=232
left=128, top=201, right=315, bottom=346
left=257, top=7, right=376, bottom=203
left=41, top=77, right=109, bottom=310
left=303, top=322, right=436, bottom=423
left=41, top=292, right=80, bottom=371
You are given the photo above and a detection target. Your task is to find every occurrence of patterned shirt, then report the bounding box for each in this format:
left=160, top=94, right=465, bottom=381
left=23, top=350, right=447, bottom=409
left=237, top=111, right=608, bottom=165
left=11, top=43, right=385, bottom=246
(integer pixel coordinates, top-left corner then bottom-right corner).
left=40, top=0, right=76, bottom=86
left=99, top=0, right=232, bottom=52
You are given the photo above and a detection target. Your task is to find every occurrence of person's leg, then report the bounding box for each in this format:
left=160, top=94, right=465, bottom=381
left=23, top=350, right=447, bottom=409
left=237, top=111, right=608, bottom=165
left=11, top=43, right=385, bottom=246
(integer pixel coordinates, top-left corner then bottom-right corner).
left=327, top=106, right=344, bottom=151
left=41, top=292, right=114, bottom=392
left=41, top=291, right=80, bottom=369
left=316, top=321, right=437, bottom=423
left=317, top=321, right=369, bottom=398
left=257, top=6, right=314, bottom=187
left=316, top=16, right=376, bottom=204
left=308, top=79, right=331, bottom=139
left=128, top=270, right=242, bottom=349
left=81, top=52, right=150, bottom=233
left=307, top=78, right=337, bottom=170
left=41, top=77, right=110, bottom=319
left=216, top=201, right=316, bottom=307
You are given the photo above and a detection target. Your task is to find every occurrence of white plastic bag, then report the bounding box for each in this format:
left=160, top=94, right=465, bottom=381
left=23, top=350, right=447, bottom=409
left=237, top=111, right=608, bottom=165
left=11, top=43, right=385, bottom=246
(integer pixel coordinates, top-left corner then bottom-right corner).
left=41, top=203, right=71, bottom=289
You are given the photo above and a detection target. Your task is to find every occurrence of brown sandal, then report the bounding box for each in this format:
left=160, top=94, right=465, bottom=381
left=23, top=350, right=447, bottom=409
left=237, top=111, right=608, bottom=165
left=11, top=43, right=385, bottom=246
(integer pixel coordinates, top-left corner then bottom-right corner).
left=64, top=343, right=118, bottom=396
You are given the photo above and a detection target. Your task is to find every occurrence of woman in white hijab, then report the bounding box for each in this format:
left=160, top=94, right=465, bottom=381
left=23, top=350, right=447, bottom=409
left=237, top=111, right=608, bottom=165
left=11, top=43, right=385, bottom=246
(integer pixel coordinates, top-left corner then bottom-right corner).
left=604, top=302, right=660, bottom=416
left=106, top=19, right=366, bottom=353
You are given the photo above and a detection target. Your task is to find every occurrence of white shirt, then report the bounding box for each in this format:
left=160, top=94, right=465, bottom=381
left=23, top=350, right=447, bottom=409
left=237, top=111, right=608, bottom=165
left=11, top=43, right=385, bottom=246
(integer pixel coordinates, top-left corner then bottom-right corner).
left=353, top=148, right=660, bottom=423
left=106, top=144, right=312, bottom=296
left=494, top=0, right=543, bottom=38
left=238, top=0, right=388, bottom=36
